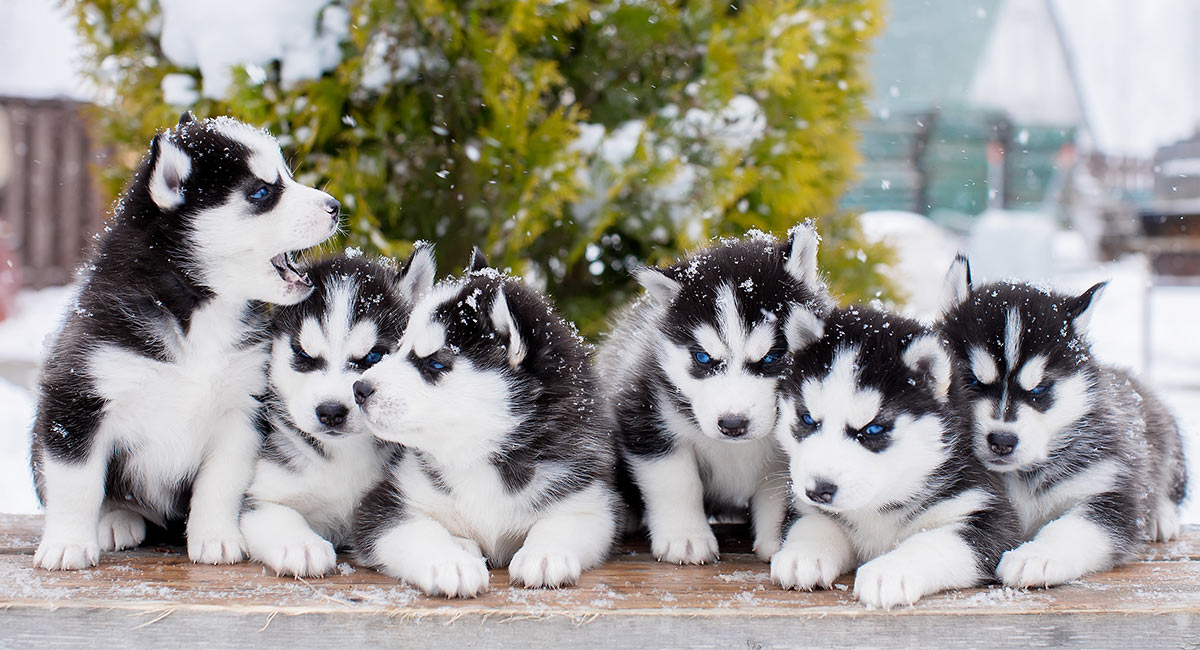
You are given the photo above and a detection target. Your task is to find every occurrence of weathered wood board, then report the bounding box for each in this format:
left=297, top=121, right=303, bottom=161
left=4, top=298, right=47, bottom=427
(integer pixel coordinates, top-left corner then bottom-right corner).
left=2, top=514, right=1199, bottom=648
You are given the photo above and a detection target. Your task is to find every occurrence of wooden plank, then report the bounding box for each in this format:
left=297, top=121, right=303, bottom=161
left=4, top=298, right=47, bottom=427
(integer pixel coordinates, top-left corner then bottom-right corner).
left=3, top=515, right=1200, bottom=647
left=1, top=105, right=28, bottom=273
left=56, top=111, right=84, bottom=284
left=26, top=107, right=56, bottom=288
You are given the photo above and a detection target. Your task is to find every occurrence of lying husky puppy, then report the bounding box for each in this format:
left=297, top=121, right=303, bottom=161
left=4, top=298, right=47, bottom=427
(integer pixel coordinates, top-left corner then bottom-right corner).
left=941, top=255, right=1187, bottom=588
left=32, top=113, right=340, bottom=569
left=772, top=307, right=1018, bottom=609
left=240, top=248, right=434, bottom=577
left=352, top=250, right=620, bottom=597
left=597, top=226, right=832, bottom=564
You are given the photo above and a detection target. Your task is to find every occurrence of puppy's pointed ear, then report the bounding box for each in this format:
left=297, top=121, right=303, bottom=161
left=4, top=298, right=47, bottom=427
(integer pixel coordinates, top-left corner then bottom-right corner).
left=784, top=306, right=824, bottom=352
left=178, top=111, right=196, bottom=126
left=1067, top=281, right=1107, bottom=331
left=148, top=133, right=191, bottom=210
left=467, top=247, right=490, bottom=273
left=903, top=334, right=952, bottom=401
left=943, top=252, right=973, bottom=310
left=490, top=286, right=527, bottom=367
left=784, top=222, right=820, bottom=287
left=634, top=266, right=680, bottom=306
left=396, top=242, right=436, bottom=303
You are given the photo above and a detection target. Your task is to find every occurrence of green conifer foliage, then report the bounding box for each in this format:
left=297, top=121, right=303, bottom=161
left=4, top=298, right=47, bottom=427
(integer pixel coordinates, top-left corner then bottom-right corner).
left=68, top=0, right=895, bottom=336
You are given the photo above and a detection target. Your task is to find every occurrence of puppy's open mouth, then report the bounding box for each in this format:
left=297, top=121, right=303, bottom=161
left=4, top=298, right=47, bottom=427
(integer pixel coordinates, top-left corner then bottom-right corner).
left=271, top=251, right=311, bottom=288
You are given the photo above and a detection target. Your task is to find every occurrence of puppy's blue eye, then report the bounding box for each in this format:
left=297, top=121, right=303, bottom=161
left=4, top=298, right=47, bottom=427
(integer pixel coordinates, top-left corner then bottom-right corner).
left=1030, top=384, right=1048, bottom=396
left=249, top=185, right=270, bottom=200
left=428, top=359, right=446, bottom=371
left=801, top=413, right=816, bottom=426
left=762, top=352, right=780, bottom=364
left=863, top=423, right=887, bottom=436
left=294, top=346, right=312, bottom=360
left=363, top=351, right=383, bottom=364
left=694, top=351, right=713, bottom=365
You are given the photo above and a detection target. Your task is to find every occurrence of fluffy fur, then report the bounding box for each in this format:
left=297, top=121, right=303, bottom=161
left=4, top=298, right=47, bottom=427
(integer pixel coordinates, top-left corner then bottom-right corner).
left=352, top=250, right=620, bottom=597
left=771, top=307, right=1018, bottom=609
left=240, top=250, right=430, bottom=577
left=597, top=225, right=834, bottom=565
left=940, top=255, right=1188, bottom=588
left=31, top=113, right=340, bottom=570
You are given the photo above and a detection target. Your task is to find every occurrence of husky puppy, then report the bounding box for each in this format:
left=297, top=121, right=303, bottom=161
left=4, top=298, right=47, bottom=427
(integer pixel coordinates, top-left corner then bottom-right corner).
left=597, top=226, right=832, bottom=564
left=771, top=307, right=1018, bottom=609
left=352, top=250, right=620, bottom=598
left=240, top=248, right=434, bottom=577
left=941, top=256, right=1187, bottom=588
left=31, top=113, right=340, bottom=570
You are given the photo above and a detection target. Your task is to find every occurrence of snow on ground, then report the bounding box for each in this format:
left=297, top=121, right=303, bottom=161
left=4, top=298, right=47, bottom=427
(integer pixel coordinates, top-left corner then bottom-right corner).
left=0, top=222, right=1198, bottom=522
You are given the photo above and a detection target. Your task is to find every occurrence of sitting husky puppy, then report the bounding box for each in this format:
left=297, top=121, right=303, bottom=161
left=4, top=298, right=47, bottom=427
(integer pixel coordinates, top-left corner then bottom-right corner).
left=941, top=256, right=1187, bottom=588
left=240, top=248, right=434, bottom=577
left=771, top=306, right=1018, bottom=609
left=597, top=226, right=832, bottom=564
left=32, top=113, right=340, bottom=570
left=352, top=250, right=620, bottom=598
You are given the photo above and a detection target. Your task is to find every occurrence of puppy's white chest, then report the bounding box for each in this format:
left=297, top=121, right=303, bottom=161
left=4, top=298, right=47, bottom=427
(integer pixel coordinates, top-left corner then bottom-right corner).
left=691, top=435, right=780, bottom=505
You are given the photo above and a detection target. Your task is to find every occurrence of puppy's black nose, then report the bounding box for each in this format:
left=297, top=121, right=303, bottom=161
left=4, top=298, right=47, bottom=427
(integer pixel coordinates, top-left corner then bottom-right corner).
left=987, top=432, right=1018, bottom=456
left=806, top=480, right=838, bottom=505
left=316, top=402, right=349, bottom=427
left=353, top=380, right=375, bottom=405
left=718, top=414, right=750, bottom=438
left=325, top=197, right=341, bottom=217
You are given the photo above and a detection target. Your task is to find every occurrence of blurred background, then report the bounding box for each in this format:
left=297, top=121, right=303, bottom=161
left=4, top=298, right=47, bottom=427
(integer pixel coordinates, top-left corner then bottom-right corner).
left=0, top=0, right=1197, bottom=519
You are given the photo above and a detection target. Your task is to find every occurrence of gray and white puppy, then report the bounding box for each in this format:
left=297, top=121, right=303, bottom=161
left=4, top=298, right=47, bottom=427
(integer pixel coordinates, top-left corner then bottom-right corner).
left=31, top=113, right=339, bottom=570
left=240, top=248, right=433, bottom=577
left=597, top=226, right=833, bottom=564
left=941, top=255, right=1187, bottom=588
left=352, top=250, right=620, bottom=598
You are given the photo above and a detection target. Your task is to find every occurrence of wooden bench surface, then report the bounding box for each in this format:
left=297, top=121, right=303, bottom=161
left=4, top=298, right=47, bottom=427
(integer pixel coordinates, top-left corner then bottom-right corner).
left=2, top=514, right=1199, bottom=648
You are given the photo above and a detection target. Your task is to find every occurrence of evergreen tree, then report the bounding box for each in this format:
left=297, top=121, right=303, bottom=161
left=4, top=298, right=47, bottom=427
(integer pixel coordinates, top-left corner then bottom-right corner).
left=69, top=0, right=894, bottom=336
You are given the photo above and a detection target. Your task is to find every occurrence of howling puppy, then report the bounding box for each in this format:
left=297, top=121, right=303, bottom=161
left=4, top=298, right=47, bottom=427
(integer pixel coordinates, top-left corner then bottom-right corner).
left=771, top=306, right=1018, bottom=609
left=597, top=226, right=833, bottom=564
left=352, top=250, right=620, bottom=598
left=240, top=248, right=433, bottom=577
left=32, top=113, right=340, bottom=570
left=941, top=255, right=1187, bottom=588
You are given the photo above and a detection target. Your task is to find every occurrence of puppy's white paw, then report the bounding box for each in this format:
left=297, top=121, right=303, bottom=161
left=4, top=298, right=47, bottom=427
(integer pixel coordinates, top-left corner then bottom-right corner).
left=1150, top=500, right=1181, bottom=543
left=187, top=526, right=247, bottom=565
left=997, top=541, right=1088, bottom=588
left=98, top=510, right=146, bottom=552
left=509, top=546, right=582, bottom=589
left=854, top=554, right=930, bottom=609
left=255, top=532, right=337, bottom=577
left=408, top=546, right=490, bottom=598
left=34, top=535, right=100, bottom=571
left=771, top=544, right=843, bottom=591
left=753, top=535, right=782, bottom=563
left=650, top=524, right=719, bottom=565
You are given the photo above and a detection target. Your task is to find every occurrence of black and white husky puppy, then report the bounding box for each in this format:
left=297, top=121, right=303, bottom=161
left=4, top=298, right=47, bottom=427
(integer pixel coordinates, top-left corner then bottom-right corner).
left=240, top=248, right=434, bottom=577
left=597, top=226, right=832, bottom=564
left=31, top=113, right=340, bottom=570
left=352, top=250, right=620, bottom=598
left=771, top=307, right=1018, bottom=609
left=941, top=256, right=1187, bottom=588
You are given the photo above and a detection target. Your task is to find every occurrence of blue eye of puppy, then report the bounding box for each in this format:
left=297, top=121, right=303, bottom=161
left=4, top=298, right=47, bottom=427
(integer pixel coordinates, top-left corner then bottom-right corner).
left=761, top=352, right=780, bottom=364
left=801, top=413, right=816, bottom=426
left=863, top=423, right=888, bottom=436
left=694, top=351, right=713, bottom=365
left=968, top=376, right=981, bottom=387
left=428, top=358, right=447, bottom=371
left=293, top=345, right=312, bottom=360
left=1029, top=384, right=1049, bottom=396
left=363, top=350, right=384, bottom=365
left=249, top=185, right=271, bottom=201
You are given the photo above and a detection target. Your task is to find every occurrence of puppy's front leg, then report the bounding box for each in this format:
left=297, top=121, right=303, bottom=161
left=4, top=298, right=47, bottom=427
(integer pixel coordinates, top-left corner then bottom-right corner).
left=366, top=513, right=490, bottom=598
left=631, top=446, right=719, bottom=565
left=854, top=525, right=982, bottom=609
left=186, top=409, right=259, bottom=564
left=509, top=481, right=618, bottom=588
left=34, top=451, right=108, bottom=570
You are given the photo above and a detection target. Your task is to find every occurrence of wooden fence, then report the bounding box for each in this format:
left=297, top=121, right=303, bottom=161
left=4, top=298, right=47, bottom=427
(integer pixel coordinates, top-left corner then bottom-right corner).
left=0, top=97, right=106, bottom=288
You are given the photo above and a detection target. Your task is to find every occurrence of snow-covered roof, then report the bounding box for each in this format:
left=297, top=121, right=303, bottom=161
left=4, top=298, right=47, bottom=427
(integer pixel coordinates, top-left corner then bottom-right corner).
left=0, top=0, right=89, bottom=100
